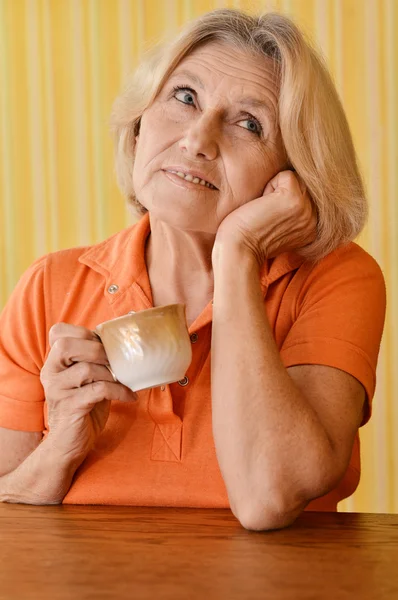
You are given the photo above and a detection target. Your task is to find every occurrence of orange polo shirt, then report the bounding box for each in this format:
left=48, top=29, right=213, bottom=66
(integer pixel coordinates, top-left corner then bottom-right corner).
left=0, top=213, right=386, bottom=511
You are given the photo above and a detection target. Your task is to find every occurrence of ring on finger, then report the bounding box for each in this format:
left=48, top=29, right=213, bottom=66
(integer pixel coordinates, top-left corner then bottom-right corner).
left=105, top=364, right=118, bottom=383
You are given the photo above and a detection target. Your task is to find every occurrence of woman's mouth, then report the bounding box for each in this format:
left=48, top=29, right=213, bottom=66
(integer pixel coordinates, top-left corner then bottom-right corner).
left=162, top=169, right=218, bottom=190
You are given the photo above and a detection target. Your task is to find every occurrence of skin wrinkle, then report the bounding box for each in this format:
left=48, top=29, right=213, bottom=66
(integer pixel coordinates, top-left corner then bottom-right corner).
left=166, top=66, right=279, bottom=127
left=132, top=41, right=287, bottom=326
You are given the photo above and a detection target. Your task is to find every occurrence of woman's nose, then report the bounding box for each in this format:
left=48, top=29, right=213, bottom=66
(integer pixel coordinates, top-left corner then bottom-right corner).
left=178, top=113, right=219, bottom=160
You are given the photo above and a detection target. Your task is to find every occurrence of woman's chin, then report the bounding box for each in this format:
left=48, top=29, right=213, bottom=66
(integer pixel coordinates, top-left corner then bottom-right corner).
left=146, top=204, right=218, bottom=234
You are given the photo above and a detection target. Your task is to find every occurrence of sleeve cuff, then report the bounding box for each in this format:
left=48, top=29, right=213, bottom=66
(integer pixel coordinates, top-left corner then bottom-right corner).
left=280, top=337, right=375, bottom=426
left=0, top=395, right=45, bottom=432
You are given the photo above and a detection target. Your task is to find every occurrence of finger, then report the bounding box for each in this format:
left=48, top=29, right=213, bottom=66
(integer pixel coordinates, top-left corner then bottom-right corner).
left=263, top=180, right=277, bottom=196
left=49, top=323, right=99, bottom=348
left=77, top=380, right=138, bottom=407
left=263, top=169, right=298, bottom=197
left=54, top=362, right=118, bottom=390
left=45, top=337, right=109, bottom=374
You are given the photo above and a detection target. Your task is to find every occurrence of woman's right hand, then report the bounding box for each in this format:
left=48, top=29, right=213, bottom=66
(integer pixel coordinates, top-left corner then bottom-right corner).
left=40, top=323, right=137, bottom=461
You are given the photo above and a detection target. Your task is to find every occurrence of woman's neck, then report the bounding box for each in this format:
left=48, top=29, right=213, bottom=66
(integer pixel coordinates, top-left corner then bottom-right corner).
left=145, top=215, right=215, bottom=326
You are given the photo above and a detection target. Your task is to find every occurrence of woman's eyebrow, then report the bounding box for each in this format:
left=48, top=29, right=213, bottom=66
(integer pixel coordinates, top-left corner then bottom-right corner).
left=238, top=97, right=275, bottom=118
left=169, top=69, right=275, bottom=118
left=169, top=69, right=205, bottom=89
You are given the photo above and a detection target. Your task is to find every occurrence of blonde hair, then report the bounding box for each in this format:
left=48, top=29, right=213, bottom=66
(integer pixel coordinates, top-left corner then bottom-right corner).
left=110, top=8, right=367, bottom=261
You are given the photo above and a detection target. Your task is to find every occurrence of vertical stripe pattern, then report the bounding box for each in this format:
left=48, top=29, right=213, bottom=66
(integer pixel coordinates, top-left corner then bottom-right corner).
left=0, top=0, right=397, bottom=514
left=0, top=0, right=15, bottom=300
left=26, top=0, right=47, bottom=258
left=71, top=0, right=91, bottom=246
left=42, top=0, right=59, bottom=251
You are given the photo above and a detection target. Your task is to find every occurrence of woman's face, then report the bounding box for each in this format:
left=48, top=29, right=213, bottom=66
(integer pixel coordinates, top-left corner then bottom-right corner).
left=133, top=41, right=287, bottom=234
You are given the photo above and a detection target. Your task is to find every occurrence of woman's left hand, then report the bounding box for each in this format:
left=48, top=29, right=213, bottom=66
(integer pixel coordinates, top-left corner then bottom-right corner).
left=214, top=170, right=318, bottom=266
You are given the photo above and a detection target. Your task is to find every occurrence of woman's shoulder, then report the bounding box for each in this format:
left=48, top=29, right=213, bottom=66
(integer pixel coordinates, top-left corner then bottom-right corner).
left=36, top=222, right=141, bottom=274
left=303, top=241, right=385, bottom=284
left=296, top=241, right=386, bottom=308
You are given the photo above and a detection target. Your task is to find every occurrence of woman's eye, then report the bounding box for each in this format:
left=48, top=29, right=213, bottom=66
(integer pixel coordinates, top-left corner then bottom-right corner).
left=172, top=86, right=196, bottom=106
left=171, top=86, right=263, bottom=136
left=239, top=117, right=263, bottom=136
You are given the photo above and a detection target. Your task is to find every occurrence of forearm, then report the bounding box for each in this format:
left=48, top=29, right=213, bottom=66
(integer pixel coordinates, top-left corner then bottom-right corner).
left=0, top=436, right=87, bottom=505
left=211, top=246, right=335, bottom=527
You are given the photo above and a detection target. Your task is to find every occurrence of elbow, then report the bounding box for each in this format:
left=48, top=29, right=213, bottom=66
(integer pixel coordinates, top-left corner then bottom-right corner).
left=232, top=455, right=342, bottom=531
left=235, top=491, right=308, bottom=532
left=237, top=506, right=305, bottom=533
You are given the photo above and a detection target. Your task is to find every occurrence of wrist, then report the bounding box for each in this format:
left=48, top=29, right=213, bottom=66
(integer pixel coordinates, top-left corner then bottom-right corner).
left=212, top=243, right=265, bottom=316
left=45, top=432, right=90, bottom=468
left=212, top=236, right=261, bottom=275
left=0, top=436, right=84, bottom=505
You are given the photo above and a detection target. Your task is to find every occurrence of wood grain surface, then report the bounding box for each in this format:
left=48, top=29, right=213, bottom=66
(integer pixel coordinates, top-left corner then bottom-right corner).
left=1, top=505, right=397, bottom=600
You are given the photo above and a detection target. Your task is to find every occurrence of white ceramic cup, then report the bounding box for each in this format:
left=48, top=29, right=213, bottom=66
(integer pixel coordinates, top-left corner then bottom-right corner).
left=95, top=304, right=192, bottom=392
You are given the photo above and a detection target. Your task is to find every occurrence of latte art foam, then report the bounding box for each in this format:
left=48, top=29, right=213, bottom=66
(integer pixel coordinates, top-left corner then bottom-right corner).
left=95, top=304, right=192, bottom=392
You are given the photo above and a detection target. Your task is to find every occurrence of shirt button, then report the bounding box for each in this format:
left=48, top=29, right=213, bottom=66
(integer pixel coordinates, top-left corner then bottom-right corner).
left=178, top=376, right=189, bottom=387
left=160, top=385, right=165, bottom=391
left=107, top=284, right=119, bottom=294
left=190, top=332, right=198, bottom=343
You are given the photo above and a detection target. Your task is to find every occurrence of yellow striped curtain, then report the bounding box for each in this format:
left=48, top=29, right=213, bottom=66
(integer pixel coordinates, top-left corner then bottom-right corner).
left=0, top=0, right=397, bottom=513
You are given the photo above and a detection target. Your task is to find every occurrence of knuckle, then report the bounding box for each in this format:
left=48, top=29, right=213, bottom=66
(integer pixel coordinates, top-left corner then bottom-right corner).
left=52, top=337, right=69, bottom=356
left=39, top=367, right=49, bottom=387
left=40, top=364, right=58, bottom=391
left=285, top=170, right=296, bottom=181
left=281, top=170, right=296, bottom=188
left=49, top=322, right=66, bottom=343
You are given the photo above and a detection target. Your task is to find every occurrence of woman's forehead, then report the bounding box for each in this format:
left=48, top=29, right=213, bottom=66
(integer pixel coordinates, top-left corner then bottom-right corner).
left=175, top=41, right=278, bottom=80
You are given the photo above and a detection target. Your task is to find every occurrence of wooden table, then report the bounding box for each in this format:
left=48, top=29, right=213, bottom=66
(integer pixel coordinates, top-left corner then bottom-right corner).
left=1, top=505, right=397, bottom=599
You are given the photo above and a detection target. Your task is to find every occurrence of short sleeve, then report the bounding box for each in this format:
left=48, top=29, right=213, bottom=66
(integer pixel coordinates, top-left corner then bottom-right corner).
left=280, top=244, right=386, bottom=427
left=0, top=256, right=48, bottom=431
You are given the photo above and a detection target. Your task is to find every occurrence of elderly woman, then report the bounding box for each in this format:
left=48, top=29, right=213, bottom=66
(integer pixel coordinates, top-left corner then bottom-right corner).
left=0, top=9, right=385, bottom=531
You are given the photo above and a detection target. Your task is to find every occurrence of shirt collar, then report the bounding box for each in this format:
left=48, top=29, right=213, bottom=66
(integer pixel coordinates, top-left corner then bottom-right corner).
left=260, top=251, right=306, bottom=289
left=79, top=212, right=306, bottom=293
left=78, top=214, right=151, bottom=291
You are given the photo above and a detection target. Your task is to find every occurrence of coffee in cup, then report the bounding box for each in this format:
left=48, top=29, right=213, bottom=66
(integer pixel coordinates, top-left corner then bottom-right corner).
left=95, top=304, right=192, bottom=392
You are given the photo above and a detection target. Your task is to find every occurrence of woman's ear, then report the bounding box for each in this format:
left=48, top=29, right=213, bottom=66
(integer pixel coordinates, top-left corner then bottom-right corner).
left=133, top=131, right=139, bottom=157
left=133, top=118, right=141, bottom=153
left=134, top=117, right=141, bottom=136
